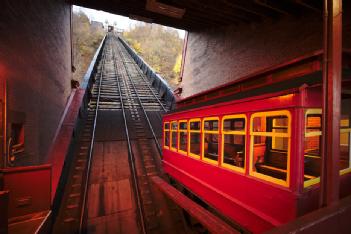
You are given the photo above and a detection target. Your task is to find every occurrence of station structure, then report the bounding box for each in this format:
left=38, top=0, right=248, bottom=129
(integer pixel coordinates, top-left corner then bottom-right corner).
left=0, top=0, right=350, bottom=233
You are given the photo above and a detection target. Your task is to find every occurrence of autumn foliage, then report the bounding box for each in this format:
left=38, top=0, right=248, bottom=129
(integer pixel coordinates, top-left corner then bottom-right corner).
left=123, top=23, right=183, bottom=89
left=72, top=11, right=105, bottom=84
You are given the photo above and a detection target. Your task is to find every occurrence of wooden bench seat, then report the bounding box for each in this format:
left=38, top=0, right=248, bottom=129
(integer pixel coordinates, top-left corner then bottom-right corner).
left=266, top=150, right=287, bottom=170
left=256, top=164, right=287, bottom=180
left=255, top=149, right=288, bottom=180
left=189, top=143, right=201, bottom=155
left=304, top=155, right=321, bottom=177
left=223, top=143, right=245, bottom=166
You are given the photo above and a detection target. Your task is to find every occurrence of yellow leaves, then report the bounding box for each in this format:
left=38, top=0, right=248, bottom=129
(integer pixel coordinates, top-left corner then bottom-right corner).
left=132, top=41, right=142, bottom=53
left=173, top=54, right=182, bottom=75
left=123, top=24, right=184, bottom=89
left=72, top=11, right=105, bottom=83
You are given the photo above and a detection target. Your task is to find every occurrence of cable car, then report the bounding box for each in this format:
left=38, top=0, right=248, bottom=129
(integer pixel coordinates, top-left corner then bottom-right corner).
left=162, top=52, right=351, bottom=233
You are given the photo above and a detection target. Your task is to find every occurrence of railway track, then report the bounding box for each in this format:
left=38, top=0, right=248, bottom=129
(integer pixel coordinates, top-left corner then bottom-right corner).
left=113, top=36, right=164, bottom=233
left=52, top=34, right=184, bottom=234
left=52, top=39, right=109, bottom=234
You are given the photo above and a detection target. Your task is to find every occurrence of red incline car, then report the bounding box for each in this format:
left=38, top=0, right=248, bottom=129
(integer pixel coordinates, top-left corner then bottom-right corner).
left=162, top=53, right=351, bottom=233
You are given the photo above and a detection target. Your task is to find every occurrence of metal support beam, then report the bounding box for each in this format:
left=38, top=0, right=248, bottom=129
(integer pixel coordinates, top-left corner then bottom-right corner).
left=320, top=0, right=343, bottom=206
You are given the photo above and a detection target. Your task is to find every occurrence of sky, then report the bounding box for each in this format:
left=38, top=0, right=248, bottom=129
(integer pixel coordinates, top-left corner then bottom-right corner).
left=73, top=5, right=186, bottom=39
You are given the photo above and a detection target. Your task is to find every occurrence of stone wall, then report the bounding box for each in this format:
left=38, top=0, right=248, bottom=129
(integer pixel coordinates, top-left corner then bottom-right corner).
left=181, top=10, right=351, bottom=98
left=0, top=0, right=72, bottom=165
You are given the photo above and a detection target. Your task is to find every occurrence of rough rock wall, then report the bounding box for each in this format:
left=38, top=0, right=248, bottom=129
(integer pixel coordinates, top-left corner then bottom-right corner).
left=0, top=0, right=72, bottom=165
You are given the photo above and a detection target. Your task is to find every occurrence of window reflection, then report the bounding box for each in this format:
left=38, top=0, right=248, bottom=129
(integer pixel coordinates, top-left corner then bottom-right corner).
left=304, top=111, right=322, bottom=185
left=203, top=119, right=219, bottom=163
left=223, top=117, right=246, bottom=170
left=179, top=121, right=188, bottom=154
left=164, top=122, right=170, bottom=148
left=251, top=114, right=290, bottom=183
left=340, top=112, right=351, bottom=173
left=189, top=120, right=201, bottom=157
left=171, top=121, right=177, bottom=150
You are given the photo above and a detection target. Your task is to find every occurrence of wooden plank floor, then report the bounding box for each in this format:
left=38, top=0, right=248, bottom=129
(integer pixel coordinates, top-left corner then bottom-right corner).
left=86, top=141, right=139, bottom=234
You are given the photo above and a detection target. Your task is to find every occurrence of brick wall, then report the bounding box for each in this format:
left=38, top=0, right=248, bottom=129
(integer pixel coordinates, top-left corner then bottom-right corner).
left=181, top=11, right=351, bottom=98
left=0, top=0, right=72, bottom=165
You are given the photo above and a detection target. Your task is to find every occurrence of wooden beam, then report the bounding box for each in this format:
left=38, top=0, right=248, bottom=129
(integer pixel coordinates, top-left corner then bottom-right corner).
left=221, top=0, right=279, bottom=18
left=150, top=176, right=240, bottom=234
left=265, top=195, right=351, bottom=234
left=320, top=0, right=343, bottom=206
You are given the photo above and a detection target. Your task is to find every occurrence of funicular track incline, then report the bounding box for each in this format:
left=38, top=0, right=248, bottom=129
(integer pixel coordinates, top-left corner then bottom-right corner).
left=52, top=34, right=185, bottom=234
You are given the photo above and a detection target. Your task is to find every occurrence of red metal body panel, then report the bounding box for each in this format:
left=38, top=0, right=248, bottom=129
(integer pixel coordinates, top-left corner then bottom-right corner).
left=162, top=86, right=351, bottom=233
left=0, top=165, right=51, bottom=219
left=163, top=160, right=287, bottom=233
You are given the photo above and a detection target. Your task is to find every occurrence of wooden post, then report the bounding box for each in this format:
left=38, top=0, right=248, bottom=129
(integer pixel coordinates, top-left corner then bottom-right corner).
left=320, top=0, right=343, bottom=206
left=0, top=78, right=5, bottom=169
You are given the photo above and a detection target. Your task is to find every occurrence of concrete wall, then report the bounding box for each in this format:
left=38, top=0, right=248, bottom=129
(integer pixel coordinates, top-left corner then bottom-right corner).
left=0, top=0, right=72, bottom=165
left=181, top=11, right=351, bottom=98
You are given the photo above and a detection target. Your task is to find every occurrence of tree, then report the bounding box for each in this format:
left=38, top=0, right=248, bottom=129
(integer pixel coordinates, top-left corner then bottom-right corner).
left=72, top=11, right=105, bottom=83
left=173, top=54, right=182, bottom=77
left=123, top=24, right=183, bottom=89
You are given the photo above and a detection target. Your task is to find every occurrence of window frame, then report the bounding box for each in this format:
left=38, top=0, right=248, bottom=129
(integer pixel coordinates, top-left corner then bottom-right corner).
left=178, top=120, right=188, bottom=155
left=163, top=122, right=170, bottom=149
left=340, top=118, right=351, bottom=175
left=304, top=109, right=351, bottom=188
left=202, top=117, right=220, bottom=165
left=272, top=118, right=289, bottom=150
left=249, top=110, right=291, bottom=187
left=188, top=118, right=201, bottom=159
left=304, top=109, right=322, bottom=188
left=221, top=114, right=247, bottom=173
left=170, top=121, right=178, bottom=152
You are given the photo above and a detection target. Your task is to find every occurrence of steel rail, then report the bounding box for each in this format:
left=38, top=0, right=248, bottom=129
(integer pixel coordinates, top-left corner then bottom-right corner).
left=127, top=52, right=168, bottom=113
left=111, top=46, right=147, bottom=234
left=78, top=42, right=107, bottom=233
left=127, top=55, right=167, bottom=123
left=115, top=40, right=163, bottom=156
left=117, top=36, right=168, bottom=113
left=116, top=35, right=168, bottom=129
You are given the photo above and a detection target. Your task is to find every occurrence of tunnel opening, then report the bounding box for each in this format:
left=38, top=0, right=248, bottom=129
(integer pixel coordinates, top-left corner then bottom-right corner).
left=71, top=5, right=186, bottom=92
left=0, top=1, right=351, bottom=234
